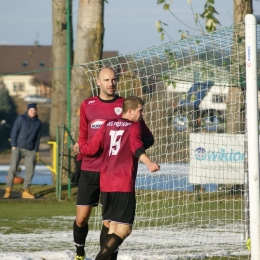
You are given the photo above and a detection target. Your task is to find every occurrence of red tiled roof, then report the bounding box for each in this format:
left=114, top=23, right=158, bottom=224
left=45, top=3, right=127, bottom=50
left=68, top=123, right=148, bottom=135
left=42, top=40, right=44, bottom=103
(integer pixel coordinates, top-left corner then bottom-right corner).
left=0, top=45, right=118, bottom=85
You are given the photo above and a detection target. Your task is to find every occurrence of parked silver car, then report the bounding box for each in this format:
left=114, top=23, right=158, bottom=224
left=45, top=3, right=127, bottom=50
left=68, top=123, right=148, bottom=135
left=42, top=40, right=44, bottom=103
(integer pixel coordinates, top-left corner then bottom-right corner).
left=24, top=95, right=51, bottom=104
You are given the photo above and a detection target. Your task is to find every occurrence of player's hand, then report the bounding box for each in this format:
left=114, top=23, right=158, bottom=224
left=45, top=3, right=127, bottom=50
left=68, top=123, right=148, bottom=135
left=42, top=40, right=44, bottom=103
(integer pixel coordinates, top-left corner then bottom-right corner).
left=147, top=162, right=160, bottom=172
left=70, top=160, right=82, bottom=185
left=74, top=142, right=80, bottom=155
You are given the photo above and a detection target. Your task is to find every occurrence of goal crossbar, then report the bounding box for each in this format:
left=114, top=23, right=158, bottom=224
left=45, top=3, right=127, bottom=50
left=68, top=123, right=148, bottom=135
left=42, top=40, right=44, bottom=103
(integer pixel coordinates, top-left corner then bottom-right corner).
left=75, top=16, right=260, bottom=260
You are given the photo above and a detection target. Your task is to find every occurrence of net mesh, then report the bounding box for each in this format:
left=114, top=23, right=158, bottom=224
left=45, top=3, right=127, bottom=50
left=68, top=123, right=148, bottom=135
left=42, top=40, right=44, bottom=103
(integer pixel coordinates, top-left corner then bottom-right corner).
left=77, top=22, right=256, bottom=259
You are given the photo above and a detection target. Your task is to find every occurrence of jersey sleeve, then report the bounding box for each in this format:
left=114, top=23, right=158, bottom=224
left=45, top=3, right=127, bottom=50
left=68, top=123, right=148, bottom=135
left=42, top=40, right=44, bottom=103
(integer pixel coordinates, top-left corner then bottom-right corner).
left=76, top=101, right=88, bottom=161
left=130, top=122, right=146, bottom=159
left=139, top=119, right=154, bottom=150
left=78, top=101, right=88, bottom=147
left=79, top=122, right=105, bottom=156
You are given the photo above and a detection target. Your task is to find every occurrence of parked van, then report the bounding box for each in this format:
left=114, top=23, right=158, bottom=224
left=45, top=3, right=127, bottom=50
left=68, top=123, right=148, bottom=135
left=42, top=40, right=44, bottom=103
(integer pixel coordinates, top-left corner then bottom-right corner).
left=167, top=81, right=229, bottom=132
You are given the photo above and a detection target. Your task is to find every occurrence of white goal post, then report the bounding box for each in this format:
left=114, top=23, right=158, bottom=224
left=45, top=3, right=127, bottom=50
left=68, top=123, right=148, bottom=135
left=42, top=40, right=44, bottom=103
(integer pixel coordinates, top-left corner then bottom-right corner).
left=75, top=16, right=260, bottom=260
left=245, top=14, right=260, bottom=260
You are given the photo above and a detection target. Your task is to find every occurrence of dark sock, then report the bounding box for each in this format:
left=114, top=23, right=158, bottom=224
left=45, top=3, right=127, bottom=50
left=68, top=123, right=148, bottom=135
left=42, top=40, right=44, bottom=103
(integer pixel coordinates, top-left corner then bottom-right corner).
left=73, top=220, right=88, bottom=256
left=99, top=225, right=109, bottom=249
left=95, top=233, right=123, bottom=260
left=110, top=250, right=118, bottom=260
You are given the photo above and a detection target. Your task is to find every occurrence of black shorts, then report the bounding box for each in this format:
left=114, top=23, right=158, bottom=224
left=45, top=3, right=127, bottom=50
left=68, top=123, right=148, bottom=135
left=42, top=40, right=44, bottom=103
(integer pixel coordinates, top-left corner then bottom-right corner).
left=100, top=192, right=136, bottom=225
left=76, top=171, right=100, bottom=206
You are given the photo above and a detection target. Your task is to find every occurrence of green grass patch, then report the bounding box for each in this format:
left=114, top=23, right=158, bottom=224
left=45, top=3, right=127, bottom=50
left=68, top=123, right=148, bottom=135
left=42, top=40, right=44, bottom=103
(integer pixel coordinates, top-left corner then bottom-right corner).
left=0, top=184, right=79, bottom=234
left=0, top=184, right=245, bottom=232
left=0, top=184, right=249, bottom=259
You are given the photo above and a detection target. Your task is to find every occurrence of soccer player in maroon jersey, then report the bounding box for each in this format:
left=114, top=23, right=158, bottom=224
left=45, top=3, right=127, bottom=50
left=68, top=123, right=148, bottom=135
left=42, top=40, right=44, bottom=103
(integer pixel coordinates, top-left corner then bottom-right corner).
left=79, top=96, right=160, bottom=260
left=72, top=68, right=154, bottom=260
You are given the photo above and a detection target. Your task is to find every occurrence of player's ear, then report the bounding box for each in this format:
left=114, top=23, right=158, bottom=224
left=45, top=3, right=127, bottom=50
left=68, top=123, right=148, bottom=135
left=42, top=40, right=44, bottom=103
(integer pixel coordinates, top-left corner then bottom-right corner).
left=128, top=108, right=134, bottom=115
left=129, top=108, right=135, bottom=114
left=96, top=78, right=100, bottom=86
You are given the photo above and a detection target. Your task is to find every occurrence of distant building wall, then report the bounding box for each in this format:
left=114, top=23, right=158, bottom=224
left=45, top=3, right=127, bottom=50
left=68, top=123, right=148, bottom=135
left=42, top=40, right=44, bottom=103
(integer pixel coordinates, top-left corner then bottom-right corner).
left=0, top=45, right=118, bottom=99
left=2, top=75, right=37, bottom=98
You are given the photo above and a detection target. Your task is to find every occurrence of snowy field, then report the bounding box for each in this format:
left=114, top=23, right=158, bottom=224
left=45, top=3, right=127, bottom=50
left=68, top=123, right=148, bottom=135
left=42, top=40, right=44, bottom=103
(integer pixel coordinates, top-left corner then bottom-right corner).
left=0, top=217, right=250, bottom=260
left=0, top=163, right=250, bottom=259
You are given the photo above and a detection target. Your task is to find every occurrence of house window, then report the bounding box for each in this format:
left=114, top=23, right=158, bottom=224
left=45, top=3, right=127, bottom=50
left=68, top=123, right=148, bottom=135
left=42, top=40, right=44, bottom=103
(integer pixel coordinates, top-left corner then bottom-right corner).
left=13, top=82, right=25, bottom=92
left=212, top=94, right=226, bottom=103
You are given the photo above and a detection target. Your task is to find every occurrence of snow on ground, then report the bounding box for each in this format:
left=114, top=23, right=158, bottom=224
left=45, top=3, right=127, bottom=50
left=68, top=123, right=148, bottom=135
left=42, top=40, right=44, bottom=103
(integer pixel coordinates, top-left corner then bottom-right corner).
left=0, top=250, right=248, bottom=260
left=0, top=226, right=250, bottom=260
left=0, top=215, right=250, bottom=259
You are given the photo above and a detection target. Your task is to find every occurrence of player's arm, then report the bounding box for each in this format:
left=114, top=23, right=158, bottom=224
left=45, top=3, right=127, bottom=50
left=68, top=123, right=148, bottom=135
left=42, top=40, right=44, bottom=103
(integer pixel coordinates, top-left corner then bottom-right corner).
left=130, top=123, right=159, bottom=173
left=79, top=123, right=105, bottom=156
left=78, top=101, right=89, bottom=146
left=71, top=101, right=88, bottom=184
left=139, top=153, right=160, bottom=172
left=75, top=101, right=89, bottom=161
left=139, top=119, right=154, bottom=150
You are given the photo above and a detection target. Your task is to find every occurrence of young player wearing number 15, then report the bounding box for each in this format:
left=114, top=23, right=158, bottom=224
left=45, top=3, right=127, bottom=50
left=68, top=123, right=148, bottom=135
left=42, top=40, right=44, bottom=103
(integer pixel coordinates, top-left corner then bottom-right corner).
left=79, top=96, right=160, bottom=260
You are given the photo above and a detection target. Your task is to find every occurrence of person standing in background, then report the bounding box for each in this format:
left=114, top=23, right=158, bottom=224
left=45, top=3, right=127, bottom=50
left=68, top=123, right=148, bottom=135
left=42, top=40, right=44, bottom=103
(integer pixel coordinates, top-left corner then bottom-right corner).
left=3, top=103, right=42, bottom=199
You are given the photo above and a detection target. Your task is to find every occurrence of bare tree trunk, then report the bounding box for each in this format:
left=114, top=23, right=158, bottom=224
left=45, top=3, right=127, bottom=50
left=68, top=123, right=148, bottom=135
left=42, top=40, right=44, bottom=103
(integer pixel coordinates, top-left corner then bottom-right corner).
left=70, top=0, right=105, bottom=141
left=226, top=86, right=245, bottom=133
left=233, top=0, right=253, bottom=24
left=226, top=0, right=252, bottom=134
left=50, top=0, right=68, bottom=140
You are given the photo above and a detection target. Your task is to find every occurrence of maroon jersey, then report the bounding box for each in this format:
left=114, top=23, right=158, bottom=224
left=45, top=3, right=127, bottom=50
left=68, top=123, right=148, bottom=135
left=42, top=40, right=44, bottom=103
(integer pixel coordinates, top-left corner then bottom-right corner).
left=80, top=118, right=145, bottom=192
left=78, top=95, right=124, bottom=172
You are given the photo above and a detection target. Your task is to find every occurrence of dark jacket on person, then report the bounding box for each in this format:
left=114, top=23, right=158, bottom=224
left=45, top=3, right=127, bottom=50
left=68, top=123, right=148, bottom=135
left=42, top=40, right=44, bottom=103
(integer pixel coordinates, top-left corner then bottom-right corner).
left=10, top=112, right=42, bottom=152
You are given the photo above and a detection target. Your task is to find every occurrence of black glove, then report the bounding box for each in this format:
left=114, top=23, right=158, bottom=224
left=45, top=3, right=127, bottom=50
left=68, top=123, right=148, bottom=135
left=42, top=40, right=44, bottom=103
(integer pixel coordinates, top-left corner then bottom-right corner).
left=70, top=160, right=82, bottom=185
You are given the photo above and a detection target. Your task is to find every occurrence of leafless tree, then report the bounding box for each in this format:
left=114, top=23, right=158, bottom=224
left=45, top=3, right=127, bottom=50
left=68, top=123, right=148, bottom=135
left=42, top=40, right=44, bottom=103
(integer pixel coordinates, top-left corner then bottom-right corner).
left=226, top=0, right=253, bottom=134
left=50, top=0, right=73, bottom=140
left=70, top=0, right=105, bottom=141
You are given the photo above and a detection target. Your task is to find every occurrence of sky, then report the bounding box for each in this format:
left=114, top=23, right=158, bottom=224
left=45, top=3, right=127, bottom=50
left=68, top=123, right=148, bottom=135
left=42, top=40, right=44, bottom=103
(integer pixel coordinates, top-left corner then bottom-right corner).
left=2, top=0, right=260, bottom=56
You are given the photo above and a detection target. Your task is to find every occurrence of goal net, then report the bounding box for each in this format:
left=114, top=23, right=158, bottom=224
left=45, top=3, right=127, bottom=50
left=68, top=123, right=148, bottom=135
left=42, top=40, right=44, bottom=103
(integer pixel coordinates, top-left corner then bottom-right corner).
left=79, top=21, right=259, bottom=259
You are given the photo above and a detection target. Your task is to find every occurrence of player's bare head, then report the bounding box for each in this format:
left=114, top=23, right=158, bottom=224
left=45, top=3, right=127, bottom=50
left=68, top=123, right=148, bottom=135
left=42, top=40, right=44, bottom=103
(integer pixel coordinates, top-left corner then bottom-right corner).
left=97, top=67, right=115, bottom=79
left=123, top=96, right=144, bottom=113
left=96, top=68, right=117, bottom=99
left=123, top=96, right=144, bottom=122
